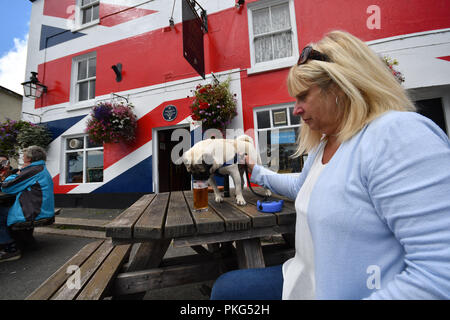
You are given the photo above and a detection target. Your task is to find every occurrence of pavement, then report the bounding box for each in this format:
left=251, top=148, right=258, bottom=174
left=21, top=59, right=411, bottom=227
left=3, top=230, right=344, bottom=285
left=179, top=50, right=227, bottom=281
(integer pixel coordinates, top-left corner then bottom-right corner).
left=0, top=207, right=213, bottom=300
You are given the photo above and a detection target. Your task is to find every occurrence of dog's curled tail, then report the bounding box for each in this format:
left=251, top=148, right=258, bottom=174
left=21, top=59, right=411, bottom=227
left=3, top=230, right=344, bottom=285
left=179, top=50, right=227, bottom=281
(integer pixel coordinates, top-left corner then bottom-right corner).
left=234, top=134, right=261, bottom=165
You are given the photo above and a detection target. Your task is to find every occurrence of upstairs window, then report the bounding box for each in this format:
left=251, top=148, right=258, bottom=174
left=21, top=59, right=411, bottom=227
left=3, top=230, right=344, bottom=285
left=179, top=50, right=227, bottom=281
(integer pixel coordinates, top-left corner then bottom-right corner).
left=247, top=0, right=299, bottom=74
left=72, top=0, right=100, bottom=31
left=80, top=0, right=100, bottom=25
left=72, top=52, right=96, bottom=103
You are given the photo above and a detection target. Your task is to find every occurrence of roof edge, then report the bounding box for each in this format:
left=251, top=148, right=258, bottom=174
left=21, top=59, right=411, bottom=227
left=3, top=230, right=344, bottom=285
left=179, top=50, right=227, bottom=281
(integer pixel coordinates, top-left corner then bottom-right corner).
left=0, top=85, right=23, bottom=98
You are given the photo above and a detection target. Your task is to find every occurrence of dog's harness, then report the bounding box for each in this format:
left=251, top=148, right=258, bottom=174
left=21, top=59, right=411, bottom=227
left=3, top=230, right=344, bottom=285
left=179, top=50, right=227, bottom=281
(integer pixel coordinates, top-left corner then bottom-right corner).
left=199, top=153, right=284, bottom=213
left=213, top=154, right=240, bottom=178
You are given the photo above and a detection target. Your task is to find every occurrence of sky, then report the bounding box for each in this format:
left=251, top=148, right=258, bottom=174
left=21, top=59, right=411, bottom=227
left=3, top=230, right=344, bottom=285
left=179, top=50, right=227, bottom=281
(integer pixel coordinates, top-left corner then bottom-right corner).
left=0, top=0, right=32, bottom=95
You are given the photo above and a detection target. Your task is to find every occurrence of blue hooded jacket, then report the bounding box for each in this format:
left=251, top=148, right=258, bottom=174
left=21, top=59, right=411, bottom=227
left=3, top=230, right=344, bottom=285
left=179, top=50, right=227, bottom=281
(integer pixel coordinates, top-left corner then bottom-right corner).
left=1, top=160, right=55, bottom=226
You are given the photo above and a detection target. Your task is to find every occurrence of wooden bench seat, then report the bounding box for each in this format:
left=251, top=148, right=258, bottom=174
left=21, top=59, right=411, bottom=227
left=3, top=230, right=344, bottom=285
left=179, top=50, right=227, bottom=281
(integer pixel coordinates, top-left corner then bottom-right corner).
left=26, top=239, right=131, bottom=300
left=10, top=208, right=62, bottom=231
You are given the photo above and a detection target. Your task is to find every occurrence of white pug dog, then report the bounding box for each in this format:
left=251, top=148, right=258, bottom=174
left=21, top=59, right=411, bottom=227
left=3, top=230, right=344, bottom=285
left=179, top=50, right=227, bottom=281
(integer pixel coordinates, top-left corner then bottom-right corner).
left=182, top=135, right=271, bottom=205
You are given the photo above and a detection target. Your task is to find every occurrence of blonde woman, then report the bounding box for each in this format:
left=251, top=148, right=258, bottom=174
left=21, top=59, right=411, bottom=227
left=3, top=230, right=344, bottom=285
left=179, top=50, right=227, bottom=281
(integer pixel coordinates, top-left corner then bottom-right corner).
left=211, top=31, right=450, bottom=300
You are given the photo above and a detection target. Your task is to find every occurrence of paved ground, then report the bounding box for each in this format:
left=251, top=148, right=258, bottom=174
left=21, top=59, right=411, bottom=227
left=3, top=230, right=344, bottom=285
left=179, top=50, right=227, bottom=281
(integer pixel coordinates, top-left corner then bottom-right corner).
left=0, top=208, right=213, bottom=300
left=0, top=233, right=93, bottom=300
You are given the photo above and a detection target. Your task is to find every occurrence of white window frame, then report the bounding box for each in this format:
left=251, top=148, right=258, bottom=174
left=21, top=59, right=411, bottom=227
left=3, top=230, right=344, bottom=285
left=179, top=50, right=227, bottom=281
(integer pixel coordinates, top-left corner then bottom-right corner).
left=69, top=52, right=97, bottom=111
left=63, top=134, right=104, bottom=185
left=253, top=103, right=303, bottom=174
left=247, top=0, right=299, bottom=75
left=72, top=0, right=100, bottom=32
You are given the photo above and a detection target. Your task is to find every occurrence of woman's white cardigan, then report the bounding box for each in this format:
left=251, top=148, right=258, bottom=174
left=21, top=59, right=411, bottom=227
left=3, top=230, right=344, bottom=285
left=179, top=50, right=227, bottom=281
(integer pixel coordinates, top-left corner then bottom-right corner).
left=251, top=111, right=450, bottom=299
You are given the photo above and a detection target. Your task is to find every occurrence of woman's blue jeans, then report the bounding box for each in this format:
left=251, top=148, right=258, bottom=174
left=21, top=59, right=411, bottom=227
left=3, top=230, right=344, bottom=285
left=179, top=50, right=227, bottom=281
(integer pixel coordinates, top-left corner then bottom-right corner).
left=0, top=206, right=13, bottom=245
left=210, top=264, right=283, bottom=300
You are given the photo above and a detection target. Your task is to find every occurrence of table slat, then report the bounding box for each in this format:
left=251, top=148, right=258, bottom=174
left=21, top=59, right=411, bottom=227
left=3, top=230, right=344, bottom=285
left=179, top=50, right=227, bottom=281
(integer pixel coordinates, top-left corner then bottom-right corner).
left=242, top=189, right=296, bottom=225
left=164, top=191, right=196, bottom=238
left=223, top=196, right=276, bottom=228
left=105, top=194, right=156, bottom=239
left=134, top=193, right=170, bottom=239
left=183, top=191, right=225, bottom=235
left=208, top=193, right=251, bottom=232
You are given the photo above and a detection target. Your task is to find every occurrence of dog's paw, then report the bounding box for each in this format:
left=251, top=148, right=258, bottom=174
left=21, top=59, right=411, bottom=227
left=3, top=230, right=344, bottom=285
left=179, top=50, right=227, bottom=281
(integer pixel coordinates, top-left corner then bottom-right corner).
left=215, top=195, right=224, bottom=203
left=236, top=195, right=246, bottom=206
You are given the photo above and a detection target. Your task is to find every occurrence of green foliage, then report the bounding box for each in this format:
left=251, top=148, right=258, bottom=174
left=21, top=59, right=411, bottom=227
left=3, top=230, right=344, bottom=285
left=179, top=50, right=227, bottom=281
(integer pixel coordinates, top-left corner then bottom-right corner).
left=0, top=119, right=52, bottom=159
left=17, top=123, right=52, bottom=150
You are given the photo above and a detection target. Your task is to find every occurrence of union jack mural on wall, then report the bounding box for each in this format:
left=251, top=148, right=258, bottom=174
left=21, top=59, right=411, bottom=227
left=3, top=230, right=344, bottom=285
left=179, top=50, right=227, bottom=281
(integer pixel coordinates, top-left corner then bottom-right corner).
left=23, top=0, right=450, bottom=201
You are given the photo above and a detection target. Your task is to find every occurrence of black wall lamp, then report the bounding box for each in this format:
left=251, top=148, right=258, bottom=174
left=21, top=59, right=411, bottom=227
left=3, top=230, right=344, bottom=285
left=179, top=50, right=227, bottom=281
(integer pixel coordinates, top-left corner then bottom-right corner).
left=236, top=0, right=245, bottom=9
left=21, top=72, right=47, bottom=99
left=111, top=63, right=122, bottom=82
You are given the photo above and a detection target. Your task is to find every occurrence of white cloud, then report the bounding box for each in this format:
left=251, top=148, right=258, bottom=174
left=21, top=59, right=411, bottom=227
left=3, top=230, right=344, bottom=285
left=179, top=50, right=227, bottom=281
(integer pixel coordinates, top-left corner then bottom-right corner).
left=0, top=34, right=28, bottom=95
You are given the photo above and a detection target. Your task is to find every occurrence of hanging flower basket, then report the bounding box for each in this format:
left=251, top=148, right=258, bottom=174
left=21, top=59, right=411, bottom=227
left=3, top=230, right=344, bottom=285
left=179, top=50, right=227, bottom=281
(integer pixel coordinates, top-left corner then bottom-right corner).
left=85, top=102, right=138, bottom=145
left=0, top=119, right=52, bottom=159
left=382, top=55, right=405, bottom=83
left=189, top=78, right=237, bottom=133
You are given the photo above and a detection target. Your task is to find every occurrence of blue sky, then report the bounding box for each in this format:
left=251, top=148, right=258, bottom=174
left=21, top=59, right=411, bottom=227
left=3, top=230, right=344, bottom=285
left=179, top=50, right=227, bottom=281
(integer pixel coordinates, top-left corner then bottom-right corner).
left=0, top=1, right=32, bottom=94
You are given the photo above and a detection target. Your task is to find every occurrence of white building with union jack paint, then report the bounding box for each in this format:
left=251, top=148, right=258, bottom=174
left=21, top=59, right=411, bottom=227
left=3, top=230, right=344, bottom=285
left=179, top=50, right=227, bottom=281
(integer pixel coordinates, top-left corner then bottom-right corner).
left=23, top=0, right=450, bottom=207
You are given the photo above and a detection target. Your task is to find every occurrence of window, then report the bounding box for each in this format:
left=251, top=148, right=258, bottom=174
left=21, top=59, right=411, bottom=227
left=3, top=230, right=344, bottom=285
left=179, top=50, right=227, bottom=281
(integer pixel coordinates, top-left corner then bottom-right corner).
left=71, top=0, right=100, bottom=31
left=80, top=0, right=100, bottom=25
left=247, top=0, right=299, bottom=74
left=64, top=135, right=103, bottom=184
left=74, top=0, right=100, bottom=28
left=254, top=105, right=304, bottom=174
left=72, top=53, right=96, bottom=104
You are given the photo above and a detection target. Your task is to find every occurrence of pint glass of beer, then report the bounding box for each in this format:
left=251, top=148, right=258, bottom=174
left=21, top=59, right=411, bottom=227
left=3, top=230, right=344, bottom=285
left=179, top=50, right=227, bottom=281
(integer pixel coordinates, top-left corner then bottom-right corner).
left=193, top=179, right=208, bottom=212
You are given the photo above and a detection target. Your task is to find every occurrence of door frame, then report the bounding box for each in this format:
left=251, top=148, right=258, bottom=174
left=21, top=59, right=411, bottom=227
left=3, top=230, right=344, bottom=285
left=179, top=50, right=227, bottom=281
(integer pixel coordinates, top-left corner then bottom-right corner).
left=152, top=124, right=190, bottom=194
left=409, top=85, right=450, bottom=138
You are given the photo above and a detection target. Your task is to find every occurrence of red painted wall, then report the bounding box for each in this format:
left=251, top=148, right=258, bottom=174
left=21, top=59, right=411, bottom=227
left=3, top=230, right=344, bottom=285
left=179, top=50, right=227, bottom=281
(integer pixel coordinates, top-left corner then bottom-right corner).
left=293, top=0, right=450, bottom=47
left=36, top=7, right=250, bottom=109
left=44, top=0, right=75, bottom=20
left=99, top=4, right=157, bottom=27
left=241, top=0, right=450, bottom=132
left=37, top=0, right=450, bottom=133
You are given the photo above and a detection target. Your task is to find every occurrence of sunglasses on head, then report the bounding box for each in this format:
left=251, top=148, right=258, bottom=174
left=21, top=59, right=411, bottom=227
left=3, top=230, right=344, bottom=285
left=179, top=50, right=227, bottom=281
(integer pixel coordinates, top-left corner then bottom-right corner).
left=297, top=46, right=331, bottom=65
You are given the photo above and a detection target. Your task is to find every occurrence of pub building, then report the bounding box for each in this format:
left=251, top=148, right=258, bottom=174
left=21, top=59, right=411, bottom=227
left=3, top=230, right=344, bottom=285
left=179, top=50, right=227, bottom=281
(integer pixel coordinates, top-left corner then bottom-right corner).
left=22, top=0, right=450, bottom=208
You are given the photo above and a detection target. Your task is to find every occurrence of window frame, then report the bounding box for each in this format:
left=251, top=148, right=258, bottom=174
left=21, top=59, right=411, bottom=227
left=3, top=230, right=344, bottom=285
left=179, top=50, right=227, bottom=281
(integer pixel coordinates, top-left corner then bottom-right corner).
left=69, top=52, right=97, bottom=110
left=63, top=134, right=104, bottom=185
left=72, top=0, right=100, bottom=32
left=247, top=0, right=299, bottom=75
left=253, top=103, right=303, bottom=174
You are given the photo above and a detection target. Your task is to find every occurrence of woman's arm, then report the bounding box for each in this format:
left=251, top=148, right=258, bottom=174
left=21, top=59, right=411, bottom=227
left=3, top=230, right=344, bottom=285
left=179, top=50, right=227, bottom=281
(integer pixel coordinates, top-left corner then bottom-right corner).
left=246, top=145, right=319, bottom=200
left=365, top=112, right=450, bottom=299
left=1, top=165, right=43, bottom=194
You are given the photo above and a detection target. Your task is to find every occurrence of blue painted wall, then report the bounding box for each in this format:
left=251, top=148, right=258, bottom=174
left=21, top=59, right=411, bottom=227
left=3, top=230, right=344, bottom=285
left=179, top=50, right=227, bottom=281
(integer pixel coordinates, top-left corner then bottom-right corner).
left=93, top=156, right=153, bottom=193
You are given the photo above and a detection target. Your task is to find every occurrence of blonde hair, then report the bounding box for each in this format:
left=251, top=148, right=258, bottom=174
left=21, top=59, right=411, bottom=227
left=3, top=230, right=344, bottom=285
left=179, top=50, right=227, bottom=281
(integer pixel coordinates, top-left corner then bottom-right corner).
left=288, top=30, right=415, bottom=156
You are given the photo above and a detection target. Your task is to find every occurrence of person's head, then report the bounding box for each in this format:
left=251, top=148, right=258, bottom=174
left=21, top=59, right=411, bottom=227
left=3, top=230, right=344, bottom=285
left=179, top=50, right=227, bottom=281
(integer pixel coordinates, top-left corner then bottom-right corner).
left=0, top=154, right=9, bottom=172
left=288, top=30, right=415, bottom=156
left=22, top=146, right=47, bottom=164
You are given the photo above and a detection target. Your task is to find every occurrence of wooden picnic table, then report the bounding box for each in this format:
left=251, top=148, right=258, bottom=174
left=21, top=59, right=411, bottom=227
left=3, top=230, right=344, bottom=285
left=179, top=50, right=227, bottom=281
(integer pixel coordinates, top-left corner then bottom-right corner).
left=105, top=188, right=296, bottom=297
